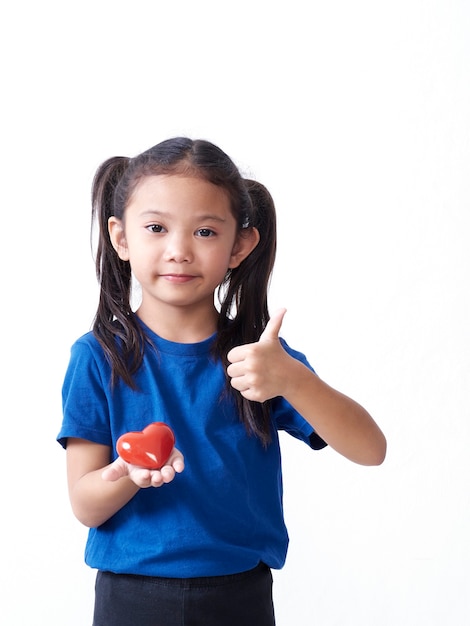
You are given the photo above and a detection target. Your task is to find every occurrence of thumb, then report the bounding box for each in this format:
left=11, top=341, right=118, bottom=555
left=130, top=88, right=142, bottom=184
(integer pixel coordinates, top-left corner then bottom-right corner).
left=102, top=457, right=129, bottom=482
left=259, top=308, right=287, bottom=342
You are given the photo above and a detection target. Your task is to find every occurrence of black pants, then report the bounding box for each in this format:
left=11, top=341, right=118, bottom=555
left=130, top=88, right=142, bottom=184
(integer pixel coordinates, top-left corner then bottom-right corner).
left=93, top=562, right=276, bottom=626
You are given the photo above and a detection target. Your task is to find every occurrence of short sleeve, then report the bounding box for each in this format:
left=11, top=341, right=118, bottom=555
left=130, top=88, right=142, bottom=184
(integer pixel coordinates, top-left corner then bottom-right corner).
left=57, top=336, right=113, bottom=449
left=272, top=338, right=328, bottom=450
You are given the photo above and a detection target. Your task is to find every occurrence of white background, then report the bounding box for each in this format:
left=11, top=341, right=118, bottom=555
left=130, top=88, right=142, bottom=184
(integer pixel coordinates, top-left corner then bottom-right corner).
left=1, top=1, right=469, bottom=624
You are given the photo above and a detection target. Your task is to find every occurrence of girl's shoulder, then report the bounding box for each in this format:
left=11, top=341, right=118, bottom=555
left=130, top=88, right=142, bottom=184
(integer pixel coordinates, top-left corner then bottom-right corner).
left=71, top=320, right=126, bottom=355
left=67, top=330, right=111, bottom=374
left=70, top=329, right=103, bottom=355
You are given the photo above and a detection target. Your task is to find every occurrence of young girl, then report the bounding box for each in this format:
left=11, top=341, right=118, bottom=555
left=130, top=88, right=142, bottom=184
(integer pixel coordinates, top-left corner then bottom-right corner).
left=57, top=137, right=386, bottom=626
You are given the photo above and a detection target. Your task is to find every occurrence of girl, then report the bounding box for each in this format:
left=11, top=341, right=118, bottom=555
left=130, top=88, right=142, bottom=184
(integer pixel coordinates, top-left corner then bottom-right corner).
left=58, top=137, right=386, bottom=626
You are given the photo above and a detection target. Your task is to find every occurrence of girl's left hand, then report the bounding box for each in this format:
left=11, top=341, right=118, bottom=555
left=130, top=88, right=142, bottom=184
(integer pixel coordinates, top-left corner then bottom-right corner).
left=227, top=308, right=291, bottom=403
left=102, top=447, right=185, bottom=488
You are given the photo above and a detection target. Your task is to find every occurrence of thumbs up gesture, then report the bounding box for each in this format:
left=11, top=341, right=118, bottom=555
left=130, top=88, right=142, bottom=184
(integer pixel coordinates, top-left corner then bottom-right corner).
left=227, top=308, right=291, bottom=403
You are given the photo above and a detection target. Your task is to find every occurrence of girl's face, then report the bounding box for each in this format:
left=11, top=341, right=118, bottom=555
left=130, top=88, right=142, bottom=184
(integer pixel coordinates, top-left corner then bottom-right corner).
left=109, top=175, right=259, bottom=325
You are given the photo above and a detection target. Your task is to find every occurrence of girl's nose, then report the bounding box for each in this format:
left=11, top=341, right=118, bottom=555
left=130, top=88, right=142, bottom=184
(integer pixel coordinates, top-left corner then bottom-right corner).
left=163, top=233, right=193, bottom=263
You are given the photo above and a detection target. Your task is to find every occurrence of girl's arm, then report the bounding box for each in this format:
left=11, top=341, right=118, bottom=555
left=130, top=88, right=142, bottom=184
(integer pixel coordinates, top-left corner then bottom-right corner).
left=227, top=310, right=386, bottom=466
left=275, top=360, right=386, bottom=465
left=66, top=438, right=184, bottom=528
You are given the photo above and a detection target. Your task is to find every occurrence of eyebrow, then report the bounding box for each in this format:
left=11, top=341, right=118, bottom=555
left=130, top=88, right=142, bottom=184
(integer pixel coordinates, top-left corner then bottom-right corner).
left=138, top=210, right=227, bottom=223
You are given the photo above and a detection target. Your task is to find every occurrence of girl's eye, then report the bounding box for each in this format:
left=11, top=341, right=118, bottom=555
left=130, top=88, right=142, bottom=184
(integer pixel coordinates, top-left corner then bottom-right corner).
left=196, top=228, right=215, bottom=238
left=147, top=224, right=164, bottom=233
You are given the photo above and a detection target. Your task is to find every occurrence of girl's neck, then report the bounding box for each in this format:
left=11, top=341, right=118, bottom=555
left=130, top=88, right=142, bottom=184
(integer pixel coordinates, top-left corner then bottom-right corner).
left=136, top=302, right=219, bottom=343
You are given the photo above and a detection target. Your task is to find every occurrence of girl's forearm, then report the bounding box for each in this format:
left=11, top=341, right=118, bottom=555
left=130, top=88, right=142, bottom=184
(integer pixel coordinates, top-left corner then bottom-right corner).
left=69, top=469, right=140, bottom=528
left=283, top=359, right=387, bottom=466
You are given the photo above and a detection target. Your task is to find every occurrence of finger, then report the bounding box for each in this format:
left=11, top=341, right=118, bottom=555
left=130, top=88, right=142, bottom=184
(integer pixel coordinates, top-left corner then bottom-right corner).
left=227, top=345, right=245, bottom=364
left=159, top=465, right=176, bottom=483
left=229, top=374, right=250, bottom=393
left=101, top=458, right=128, bottom=482
left=149, top=472, right=165, bottom=488
left=259, top=308, right=286, bottom=343
left=167, top=448, right=185, bottom=474
left=172, top=457, right=185, bottom=473
left=132, top=468, right=157, bottom=488
left=226, top=361, right=245, bottom=378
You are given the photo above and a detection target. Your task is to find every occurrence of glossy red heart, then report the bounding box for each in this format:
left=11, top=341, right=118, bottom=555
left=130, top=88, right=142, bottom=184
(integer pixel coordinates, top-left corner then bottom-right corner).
left=116, top=422, right=175, bottom=469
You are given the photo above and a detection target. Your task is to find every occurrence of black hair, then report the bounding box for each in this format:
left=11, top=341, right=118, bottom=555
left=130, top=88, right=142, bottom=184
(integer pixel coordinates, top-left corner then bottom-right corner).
left=91, top=137, right=277, bottom=445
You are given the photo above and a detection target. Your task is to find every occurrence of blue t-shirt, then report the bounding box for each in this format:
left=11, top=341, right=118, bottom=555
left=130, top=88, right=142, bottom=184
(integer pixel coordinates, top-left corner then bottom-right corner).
left=57, top=319, right=325, bottom=577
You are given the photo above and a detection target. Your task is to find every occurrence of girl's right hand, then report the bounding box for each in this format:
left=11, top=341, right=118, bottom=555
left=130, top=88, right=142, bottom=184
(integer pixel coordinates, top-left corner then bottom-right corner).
left=102, top=447, right=185, bottom=488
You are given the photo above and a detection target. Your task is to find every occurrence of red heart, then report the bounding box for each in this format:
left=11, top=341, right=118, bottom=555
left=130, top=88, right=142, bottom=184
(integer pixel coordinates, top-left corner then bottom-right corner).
left=116, top=422, right=175, bottom=469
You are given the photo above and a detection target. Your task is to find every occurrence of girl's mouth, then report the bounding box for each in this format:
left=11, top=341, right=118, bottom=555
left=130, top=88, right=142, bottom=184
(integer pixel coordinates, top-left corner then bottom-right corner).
left=161, top=274, right=196, bottom=284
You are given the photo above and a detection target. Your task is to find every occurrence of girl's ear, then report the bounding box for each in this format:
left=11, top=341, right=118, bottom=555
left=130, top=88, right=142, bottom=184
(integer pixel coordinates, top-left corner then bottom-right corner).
left=228, top=227, right=260, bottom=269
left=108, top=217, right=129, bottom=261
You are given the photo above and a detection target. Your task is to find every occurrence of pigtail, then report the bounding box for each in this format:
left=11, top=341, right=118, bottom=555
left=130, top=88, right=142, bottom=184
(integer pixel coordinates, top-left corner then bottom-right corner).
left=239, top=179, right=277, bottom=329
left=91, top=156, right=145, bottom=388
left=217, top=179, right=277, bottom=446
